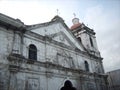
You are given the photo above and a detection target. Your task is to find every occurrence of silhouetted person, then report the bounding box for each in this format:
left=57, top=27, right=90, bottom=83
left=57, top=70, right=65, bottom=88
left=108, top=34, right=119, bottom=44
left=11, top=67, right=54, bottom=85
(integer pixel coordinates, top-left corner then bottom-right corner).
left=60, top=80, right=77, bottom=90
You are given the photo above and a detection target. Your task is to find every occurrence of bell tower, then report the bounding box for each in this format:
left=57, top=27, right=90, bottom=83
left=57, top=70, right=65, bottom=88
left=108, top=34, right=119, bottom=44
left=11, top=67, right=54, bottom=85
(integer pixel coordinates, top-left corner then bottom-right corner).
left=70, top=17, right=100, bottom=57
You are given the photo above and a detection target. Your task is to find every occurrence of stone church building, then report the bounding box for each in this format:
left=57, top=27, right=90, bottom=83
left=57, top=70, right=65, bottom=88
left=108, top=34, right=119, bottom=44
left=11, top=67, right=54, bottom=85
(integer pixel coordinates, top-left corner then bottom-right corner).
left=0, top=13, right=108, bottom=90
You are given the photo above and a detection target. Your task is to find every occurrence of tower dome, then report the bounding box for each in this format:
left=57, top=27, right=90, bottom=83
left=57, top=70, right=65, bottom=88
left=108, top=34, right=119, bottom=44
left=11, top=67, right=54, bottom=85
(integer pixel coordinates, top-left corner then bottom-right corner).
left=72, top=18, right=79, bottom=24
left=70, top=17, right=81, bottom=30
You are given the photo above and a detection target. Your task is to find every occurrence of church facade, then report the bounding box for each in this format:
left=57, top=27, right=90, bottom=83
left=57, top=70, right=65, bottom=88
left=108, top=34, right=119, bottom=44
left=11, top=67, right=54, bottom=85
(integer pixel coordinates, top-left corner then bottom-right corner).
left=0, top=13, right=108, bottom=90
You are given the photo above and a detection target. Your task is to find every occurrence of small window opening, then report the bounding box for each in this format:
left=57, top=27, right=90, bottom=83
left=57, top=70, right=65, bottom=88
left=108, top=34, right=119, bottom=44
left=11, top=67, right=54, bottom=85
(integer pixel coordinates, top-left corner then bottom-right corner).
left=90, top=37, right=93, bottom=47
left=29, top=44, right=37, bottom=60
left=85, top=61, right=89, bottom=72
left=77, top=37, right=81, bottom=42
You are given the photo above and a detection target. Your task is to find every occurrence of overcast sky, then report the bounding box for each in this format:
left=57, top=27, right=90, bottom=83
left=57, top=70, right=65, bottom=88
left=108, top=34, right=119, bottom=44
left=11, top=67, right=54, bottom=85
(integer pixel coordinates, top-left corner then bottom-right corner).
left=0, top=0, right=120, bottom=72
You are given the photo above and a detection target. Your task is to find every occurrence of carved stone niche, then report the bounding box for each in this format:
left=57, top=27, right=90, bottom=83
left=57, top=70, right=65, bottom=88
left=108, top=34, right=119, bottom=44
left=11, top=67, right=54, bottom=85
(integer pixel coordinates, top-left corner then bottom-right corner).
left=25, top=78, right=40, bottom=90
left=86, top=82, right=96, bottom=90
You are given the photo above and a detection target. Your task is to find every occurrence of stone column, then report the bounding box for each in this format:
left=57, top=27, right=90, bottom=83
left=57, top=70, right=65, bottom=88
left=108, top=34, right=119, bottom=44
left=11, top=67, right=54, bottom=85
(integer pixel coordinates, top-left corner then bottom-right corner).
left=8, top=72, right=17, bottom=90
left=12, top=31, right=22, bottom=55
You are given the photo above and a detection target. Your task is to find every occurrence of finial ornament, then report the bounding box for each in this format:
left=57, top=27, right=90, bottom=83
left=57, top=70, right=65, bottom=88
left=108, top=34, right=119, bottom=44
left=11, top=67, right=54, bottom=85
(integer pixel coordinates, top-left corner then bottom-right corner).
left=72, top=13, right=79, bottom=25
left=73, top=13, right=76, bottom=18
left=56, top=9, right=60, bottom=15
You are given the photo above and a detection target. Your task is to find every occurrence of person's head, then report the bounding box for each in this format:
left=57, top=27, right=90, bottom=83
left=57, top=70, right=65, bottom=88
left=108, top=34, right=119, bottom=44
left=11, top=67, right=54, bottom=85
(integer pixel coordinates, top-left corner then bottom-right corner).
left=64, top=80, right=73, bottom=87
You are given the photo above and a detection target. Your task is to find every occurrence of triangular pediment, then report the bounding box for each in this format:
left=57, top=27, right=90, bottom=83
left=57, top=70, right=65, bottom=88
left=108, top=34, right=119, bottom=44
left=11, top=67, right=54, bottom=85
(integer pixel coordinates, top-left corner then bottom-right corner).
left=48, top=31, right=76, bottom=48
left=27, top=16, right=85, bottom=51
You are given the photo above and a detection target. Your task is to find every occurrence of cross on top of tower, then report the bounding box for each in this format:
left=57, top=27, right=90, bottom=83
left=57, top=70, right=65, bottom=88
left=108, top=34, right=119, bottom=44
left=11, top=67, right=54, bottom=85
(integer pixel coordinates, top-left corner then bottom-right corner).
left=73, top=13, right=76, bottom=18
left=56, top=9, right=60, bottom=16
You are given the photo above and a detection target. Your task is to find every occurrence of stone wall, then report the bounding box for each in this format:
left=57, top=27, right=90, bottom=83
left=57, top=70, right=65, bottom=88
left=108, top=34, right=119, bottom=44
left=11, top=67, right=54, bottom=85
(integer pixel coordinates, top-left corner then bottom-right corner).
left=0, top=14, right=108, bottom=90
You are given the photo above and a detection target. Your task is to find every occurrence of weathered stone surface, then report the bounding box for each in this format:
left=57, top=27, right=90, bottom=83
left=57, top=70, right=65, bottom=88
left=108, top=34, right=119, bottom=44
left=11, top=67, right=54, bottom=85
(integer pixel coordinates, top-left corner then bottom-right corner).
left=0, top=13, right=108, bottom=90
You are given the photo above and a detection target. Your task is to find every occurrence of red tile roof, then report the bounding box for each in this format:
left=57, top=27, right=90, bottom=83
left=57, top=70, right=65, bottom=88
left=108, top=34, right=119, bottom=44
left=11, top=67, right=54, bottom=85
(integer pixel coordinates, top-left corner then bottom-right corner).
left=70, top=23, right=81, bottom=30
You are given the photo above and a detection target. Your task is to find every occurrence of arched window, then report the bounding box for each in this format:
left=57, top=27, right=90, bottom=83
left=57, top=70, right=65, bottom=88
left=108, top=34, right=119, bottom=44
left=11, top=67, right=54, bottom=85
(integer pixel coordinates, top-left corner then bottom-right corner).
left=90, top=37, right=93, bottom=47
left=61, top=80, right=77, bottom=89
left=77, top=37, right=81, bottom=42
left=29, top=44, right=37, bottom=60
left=85, top=61, right=89, bottom=72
